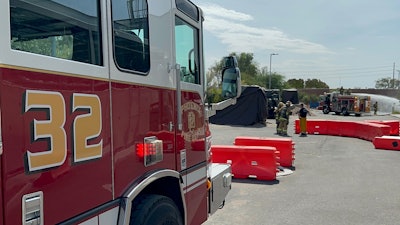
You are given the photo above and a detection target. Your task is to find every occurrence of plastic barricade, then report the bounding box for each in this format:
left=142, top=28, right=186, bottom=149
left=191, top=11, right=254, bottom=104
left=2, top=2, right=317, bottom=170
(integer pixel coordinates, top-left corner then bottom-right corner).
left=294, top=119, right=329, bottom=135
left=325, top=120, right=341, bottom=136
left=338, top=121, right=358, bottom=138
left=294, top=119, right=300, bottom=134
left=293, top=119, right=391, bottom=142
left=234, top=136, right=295, bottom=167
left=365, top=120, right=400, bottom=136
left=308, top=119, right=330, bottom=135
left=358, top=122, right=390, bottom=141
left=211, top=145, right=279, bottom=181
left=373, top=136, right=400, bottom=151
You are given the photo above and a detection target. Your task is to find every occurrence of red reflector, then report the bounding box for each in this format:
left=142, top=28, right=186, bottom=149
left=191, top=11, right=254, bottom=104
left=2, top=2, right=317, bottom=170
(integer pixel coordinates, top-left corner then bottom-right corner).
left=136, top=143, right=145, bottom=158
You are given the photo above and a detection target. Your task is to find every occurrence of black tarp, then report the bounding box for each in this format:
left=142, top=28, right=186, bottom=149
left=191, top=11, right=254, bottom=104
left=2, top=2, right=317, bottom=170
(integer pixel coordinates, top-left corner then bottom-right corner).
left=209, top=86, right=267, bottom=126
left=281, top=89, right=299, bottom=104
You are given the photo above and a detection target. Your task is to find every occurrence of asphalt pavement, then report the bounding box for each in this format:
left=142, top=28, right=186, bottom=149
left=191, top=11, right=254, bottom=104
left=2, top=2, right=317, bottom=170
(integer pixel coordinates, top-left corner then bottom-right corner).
left=204, top=110, right=400, bottom=225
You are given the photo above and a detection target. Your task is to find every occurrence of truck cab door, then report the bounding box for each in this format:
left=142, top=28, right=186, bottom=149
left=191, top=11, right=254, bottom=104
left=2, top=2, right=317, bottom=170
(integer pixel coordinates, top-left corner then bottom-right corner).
left=173, top=2, right=208, bottom=224
left=173, top=1, right=206, bottom=171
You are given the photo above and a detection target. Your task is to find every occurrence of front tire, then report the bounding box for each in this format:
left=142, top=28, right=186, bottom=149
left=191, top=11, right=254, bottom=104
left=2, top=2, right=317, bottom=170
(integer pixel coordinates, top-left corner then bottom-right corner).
left=341, top=108, right=349, bottom=116
left=130, top=194, right=183, bottom=225
left=323, top=106, right=330, bottom=114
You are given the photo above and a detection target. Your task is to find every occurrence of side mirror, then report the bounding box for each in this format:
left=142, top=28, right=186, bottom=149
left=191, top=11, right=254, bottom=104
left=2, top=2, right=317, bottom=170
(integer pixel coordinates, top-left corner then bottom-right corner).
left=221, top=56, right=241, bottom=99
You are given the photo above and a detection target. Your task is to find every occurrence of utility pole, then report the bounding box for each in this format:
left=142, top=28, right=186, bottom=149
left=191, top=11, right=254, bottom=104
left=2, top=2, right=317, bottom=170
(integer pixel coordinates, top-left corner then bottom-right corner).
left=269, top=53, right=278, bottom=89
left=395, top=62, right=400, bottom=91
left=393, top=62, right=396, bottom=89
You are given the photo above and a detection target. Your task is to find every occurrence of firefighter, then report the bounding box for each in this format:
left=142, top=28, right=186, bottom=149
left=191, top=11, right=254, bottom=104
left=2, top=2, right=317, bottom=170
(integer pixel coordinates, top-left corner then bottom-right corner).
left=339, top=86, right=344, bottom=95
left=373, top=101, right=378, bottom=115
left=278, top=101, right=291, bottom=136
left=297, top=103, right=311, bottom=136
left=275, top=102, right=284, bottom=134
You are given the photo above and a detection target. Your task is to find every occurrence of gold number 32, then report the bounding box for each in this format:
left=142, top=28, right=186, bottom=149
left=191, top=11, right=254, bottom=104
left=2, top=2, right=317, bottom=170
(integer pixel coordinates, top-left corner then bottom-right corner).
left=24, top=90, right=103, bottom=172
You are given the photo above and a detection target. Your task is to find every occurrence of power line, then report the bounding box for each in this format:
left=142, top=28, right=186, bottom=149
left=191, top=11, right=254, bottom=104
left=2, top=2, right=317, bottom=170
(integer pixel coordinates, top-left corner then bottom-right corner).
left=280, top=64, right=392, bottom=75
left=289, top=70, right=392, bottom=78
left=280, top=64, right=394, bottom=79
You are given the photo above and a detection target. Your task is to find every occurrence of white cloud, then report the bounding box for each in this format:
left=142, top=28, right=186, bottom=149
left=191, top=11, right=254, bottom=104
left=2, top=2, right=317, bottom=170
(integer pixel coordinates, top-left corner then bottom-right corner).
left=346, top=47, right=356, bottom=51
left=199, top=3, right=333, bottom=55
left=193, top=1, right=400, bottom=88
left=200, top=3, right=253, bottom=22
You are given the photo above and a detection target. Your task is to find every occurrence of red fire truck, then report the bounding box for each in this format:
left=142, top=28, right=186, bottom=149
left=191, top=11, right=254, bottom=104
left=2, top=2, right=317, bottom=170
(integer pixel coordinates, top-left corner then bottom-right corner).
left=1, top=0, right=232, bottom=224
left=322, top=92, right=371, bottom=116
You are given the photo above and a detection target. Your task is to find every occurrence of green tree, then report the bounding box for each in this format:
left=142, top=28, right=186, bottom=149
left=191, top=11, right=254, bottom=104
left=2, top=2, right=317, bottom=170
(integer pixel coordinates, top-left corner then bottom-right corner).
left=375, top=77, right=399, bottom=89
left=286, top=79, right=305, bottom=89
left=206, top=60, right=224, bottom=88
left=270, top=72, right=287, bottom=90
left=304, top=79, right=329, bottom=88
left=286, top=78, right=329, bottom=89
left=299, top=93, right=320, bottom=105
left=231, top=52, right=260, bottom=86
left=233, top=52, right=259, bottom=76
left=233, top=52, right=286, bottom=89
left=207, top=87, right=223, bottom=103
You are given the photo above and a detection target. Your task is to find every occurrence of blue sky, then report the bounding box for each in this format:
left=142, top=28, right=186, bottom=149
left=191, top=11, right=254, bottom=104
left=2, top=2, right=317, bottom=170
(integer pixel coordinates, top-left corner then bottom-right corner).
left=192, top=0, right=400, bottom=89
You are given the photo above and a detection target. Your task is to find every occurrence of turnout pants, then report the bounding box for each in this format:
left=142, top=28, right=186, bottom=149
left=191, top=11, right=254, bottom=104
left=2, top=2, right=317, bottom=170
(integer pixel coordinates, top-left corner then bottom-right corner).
left=299, top=117, right=307, bottom=134
left=278, top=118, right=288, bottom=135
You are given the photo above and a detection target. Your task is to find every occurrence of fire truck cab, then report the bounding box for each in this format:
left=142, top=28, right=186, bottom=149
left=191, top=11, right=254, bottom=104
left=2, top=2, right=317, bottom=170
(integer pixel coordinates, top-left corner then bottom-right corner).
left=0, top=0, right=231, bottom=224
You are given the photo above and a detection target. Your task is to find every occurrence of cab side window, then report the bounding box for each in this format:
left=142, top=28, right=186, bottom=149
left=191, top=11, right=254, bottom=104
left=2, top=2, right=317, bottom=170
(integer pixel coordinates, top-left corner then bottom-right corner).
left=10, top=0, right=102, bottom=66
left=112, top=0, right=150, bottom=73
left=175, top=16, right=200, bottom=84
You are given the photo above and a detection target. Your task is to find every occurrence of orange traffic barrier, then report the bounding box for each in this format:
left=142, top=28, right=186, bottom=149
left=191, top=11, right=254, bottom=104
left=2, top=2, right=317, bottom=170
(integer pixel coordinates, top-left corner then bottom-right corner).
left=295, top=119, right=329, bottom=135
left=337, top=121, right=358, bottom=137
left=373, top=136, right=400, bottom=151
left=356, top=122, right=391, bottom=141
left=365, top=120, right=400, bottom=136
left=295, top=119, right=332, bottom=135
left=294, top=119, right=391, bottom=142
left=234, top=136, right=295, bottom=167
left=211, top=145, right=279, bottom=181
